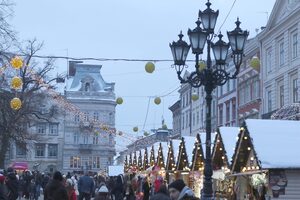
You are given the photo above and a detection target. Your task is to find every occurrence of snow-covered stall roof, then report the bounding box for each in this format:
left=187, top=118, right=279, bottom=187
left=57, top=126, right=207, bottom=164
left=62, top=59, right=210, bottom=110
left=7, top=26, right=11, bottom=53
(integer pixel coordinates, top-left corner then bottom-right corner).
left=245, top=119, right=300, bottom=169
left=219, top=127, right=240, bottom=162
left=183, top=136, right=197, bottom=165
left=199, top=132, right=216, bottom=156
left=152, top=142, right=169, bottom=163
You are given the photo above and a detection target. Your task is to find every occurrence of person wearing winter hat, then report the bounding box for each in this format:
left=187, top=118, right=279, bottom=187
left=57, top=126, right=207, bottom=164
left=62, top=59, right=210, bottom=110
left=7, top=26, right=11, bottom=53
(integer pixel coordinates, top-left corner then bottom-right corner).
left=0, top=174, right=8, bottom=200
left=44, top=171, right=68, bottom=200
left=168, top=179, right=194, bottom=200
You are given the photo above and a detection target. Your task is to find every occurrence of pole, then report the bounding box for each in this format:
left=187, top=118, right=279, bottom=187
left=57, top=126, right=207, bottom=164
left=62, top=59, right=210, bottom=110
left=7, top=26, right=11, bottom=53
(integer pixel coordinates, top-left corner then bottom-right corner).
left=202, top=38, right=214, bottom=199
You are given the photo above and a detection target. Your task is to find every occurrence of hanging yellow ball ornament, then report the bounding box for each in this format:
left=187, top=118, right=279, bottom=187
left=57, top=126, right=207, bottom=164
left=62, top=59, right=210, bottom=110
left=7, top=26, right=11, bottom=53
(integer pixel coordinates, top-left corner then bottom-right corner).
left=10, top=56, right=23, bottom=69
left=144, top=131, right=149, bottom=136
left=11, top=76, right=23, bottom=89
left=250, top=57, right=260, bottom=71
left=154, top=97, right=161, bottom=105
left=198, top=61, right=206, bottom=71
left=10, top=97, right=22, bottom=110
left=162, top=124, right=168, bottom=129
left=116, top=97, right=123, bottom=105
left=191, top=93, right=199, bottom=101
left=133, top=126, right=138, bottom=132
left=145, top=62, right=155, bottom=73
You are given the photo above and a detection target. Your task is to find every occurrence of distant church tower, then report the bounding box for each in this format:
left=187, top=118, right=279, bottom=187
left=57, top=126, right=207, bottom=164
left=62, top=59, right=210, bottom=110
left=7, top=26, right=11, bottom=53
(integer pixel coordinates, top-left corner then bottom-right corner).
left=63, top=61, right=116, bottom=173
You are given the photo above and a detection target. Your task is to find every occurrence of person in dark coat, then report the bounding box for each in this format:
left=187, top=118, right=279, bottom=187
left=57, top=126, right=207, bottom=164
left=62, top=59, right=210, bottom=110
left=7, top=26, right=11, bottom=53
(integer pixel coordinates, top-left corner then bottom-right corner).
left=0, top=174, right=8, bottom=200
left=111, top=175, right=123, bottom=200
left=150, top=185, right=170, bottom=200
left=142, top=177, right=150, bottom=200
left=44, top=171, right=68, bottom=200
left=78, top=172, right=94, bottom=200
left=5, top=168, right=18, bottom=200
left=168, top=180, right=194, bottom=200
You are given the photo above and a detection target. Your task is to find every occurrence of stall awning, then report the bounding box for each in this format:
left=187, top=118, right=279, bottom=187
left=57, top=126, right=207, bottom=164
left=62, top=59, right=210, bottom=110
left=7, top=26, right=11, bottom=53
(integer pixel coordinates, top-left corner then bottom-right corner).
left=10, top=161, right=28, bottom=170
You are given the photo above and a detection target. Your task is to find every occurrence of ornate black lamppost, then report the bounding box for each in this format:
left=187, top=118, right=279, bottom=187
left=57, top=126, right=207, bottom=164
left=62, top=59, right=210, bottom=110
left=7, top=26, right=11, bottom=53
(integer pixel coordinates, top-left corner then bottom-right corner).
left=169, top=1, right=248, bottom=199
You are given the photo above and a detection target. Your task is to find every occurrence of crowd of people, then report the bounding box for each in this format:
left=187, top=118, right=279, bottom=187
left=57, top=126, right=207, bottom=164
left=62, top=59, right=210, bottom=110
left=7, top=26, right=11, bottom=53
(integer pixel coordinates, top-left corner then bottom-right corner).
left=0, top=168, right=199, bottom=200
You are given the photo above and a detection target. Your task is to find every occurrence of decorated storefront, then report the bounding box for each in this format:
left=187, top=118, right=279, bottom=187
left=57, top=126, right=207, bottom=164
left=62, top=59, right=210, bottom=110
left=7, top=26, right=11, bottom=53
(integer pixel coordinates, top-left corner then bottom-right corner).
left=231, top=119, right=300, bottom=200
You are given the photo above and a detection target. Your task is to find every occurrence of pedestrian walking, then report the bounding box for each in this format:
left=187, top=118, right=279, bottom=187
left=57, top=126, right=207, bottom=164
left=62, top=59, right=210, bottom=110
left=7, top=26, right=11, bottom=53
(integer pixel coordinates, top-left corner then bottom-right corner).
left=0, top=174, right=8, bottom=200
left=142, top=177, right=150, bottom=200
left=78, top=172, right=94, bottom=200
left=66, top=179, right=77, bottom=200
left=150, top=185, right=170, bottom=200
left=5, top=168, right=18, bottom=200
left=44, top=171, right=68, bottom=200
left=168, top=180, right=194, bottom=200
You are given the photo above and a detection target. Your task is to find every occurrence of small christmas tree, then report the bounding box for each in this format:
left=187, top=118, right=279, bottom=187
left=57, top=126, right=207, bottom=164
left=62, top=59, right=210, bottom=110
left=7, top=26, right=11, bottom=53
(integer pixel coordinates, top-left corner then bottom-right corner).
left=129, top=154, right=133, bottom=168
left=156, top=143, right=165, bottom=168
left=150, top=145, right=155, bottom=167
left=191, top=134, right=204, bottom=171
left=143, top=147, right=149, bottom=170
left=138, top=150, right=143, bottom=171
left=176, top=137, right=189, bottom=171
left=166, top=141, right=176, bottom=171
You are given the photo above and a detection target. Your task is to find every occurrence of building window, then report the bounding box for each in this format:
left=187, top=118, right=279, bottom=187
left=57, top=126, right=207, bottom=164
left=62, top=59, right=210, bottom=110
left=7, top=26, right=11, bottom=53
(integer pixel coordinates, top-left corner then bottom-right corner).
left=232, top=101, right=236, bottom=120
left=192, top=113, right=195, bottom=127
left=74, top=114, right=80, bottom=123
left=277, top=80, right=284, bottom=108
left=196, top=109, right=199, bottom=125
left=226, top=103, right=230, bottom=122
left=186, top=112, right=189, bottom=128
left=70, top=156, right=81, bottom=168
left=93, top=112, right=99, bottom=121
left=84, top=112, right=89, bottom=122
left=182, top=115, right=185, bottom=130
left=293, top=33, right=298, bottom=59
left=16, top=144, right=26, bottom=157
left=233, top=79, right=236, bottom=90
left=36, top=123, right=46, bottom=134
left=93, top=157, right=100, bottom=169
left=267, top=49, right=272, bottom=73
left=291, top=74, right=298, bottom=103
left=73, top=132, right=79, bottom=144
left=227, top=81, right=230, bottom=93
left=93, top=136, right=99, bottom=145
left=219, top=106, right=223, bottom=125
left=253, top=78, right=260, bottom=99
left=279, top=41, right=284, bottom=65
left=49, top=123, right=58, bottom=135
left=35, top=144, right=45, bottom=157
left=83, top=135, right=89, bottom=144
left=182, top=95, right=185, bottom=108
left=212, top=100, right=216, bottom=117
left=48, top=144, right=58, bottom=157
left=267, top=90, right=272, bottom=112
left=85, top=82, right=90, bottom=92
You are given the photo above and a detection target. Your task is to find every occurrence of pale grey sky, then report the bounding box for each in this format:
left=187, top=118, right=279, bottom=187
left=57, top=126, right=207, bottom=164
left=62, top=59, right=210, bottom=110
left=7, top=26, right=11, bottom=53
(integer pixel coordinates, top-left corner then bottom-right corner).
left=11, top=0, right=275, bottom=150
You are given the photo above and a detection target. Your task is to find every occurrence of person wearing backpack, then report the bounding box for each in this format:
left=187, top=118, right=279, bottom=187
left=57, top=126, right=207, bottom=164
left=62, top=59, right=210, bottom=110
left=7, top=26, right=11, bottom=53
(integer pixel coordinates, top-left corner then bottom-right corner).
left=44, top=171, right=68, bottom=200
left=5, top=168, right=18, bottom=200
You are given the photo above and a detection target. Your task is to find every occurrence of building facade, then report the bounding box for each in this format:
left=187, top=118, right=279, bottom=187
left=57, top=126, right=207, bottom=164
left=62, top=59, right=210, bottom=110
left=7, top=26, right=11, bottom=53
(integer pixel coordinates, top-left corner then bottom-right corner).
left=62, top=61, right=116, bottom=173
left=217, top=60, right=238, bottom=127
left=259, top=0, right=300, bottom=118
left=169, top=100, right=181, bottom=137
left=237, top=38, right=261, bottom=125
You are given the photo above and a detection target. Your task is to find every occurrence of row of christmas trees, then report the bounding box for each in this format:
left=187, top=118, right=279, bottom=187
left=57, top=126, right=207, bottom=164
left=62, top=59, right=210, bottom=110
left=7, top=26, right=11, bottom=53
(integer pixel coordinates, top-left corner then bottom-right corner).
left=124, top=134, right=206, bottom=173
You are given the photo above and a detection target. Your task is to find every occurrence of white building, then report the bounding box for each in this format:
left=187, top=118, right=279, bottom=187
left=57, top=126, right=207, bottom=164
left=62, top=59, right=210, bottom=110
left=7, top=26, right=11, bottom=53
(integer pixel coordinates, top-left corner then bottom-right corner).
left=62, top=61, right=116, bottom=173
left=259, top=0, right=300, bottom=118
left=178, top=71, right=218, bottom=137
left=217, top=60, right=238, bottom=127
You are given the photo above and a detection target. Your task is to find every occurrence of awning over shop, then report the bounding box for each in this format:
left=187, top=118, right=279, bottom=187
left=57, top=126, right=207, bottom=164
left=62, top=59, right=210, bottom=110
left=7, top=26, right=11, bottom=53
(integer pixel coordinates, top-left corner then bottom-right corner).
left=10, top=161, right=28, bottom=170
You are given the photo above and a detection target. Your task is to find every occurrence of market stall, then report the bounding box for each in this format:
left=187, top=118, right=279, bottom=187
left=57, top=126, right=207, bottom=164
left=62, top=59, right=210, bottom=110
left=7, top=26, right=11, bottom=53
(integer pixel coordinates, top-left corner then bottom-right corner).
left=231, top=119, right=300, bottom=200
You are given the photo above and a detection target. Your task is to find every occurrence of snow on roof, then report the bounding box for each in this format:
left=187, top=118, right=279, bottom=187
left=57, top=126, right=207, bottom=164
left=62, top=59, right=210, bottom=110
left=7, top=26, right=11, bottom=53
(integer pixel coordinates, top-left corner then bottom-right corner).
left=219, top=127, right=240, bottom=162
left=245, top=119, right=300, bottom=169
left=183, top=136, right=197, bottom=165
left=199, top=132, right=216, bottom=156
left=152, top=142, right=169, bottom=163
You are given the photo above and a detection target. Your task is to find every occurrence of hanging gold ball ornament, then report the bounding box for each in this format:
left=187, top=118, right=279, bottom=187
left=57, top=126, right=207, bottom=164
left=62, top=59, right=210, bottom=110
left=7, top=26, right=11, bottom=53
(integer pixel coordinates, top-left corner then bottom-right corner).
left=10, top=56, right=23, bottom=69
left=133, top=126, right=138, bottom=132
left=144, top=131, right=149, bottom=136
left=116, top=97, right=123, bottom=105
left=162, top=124, right=168, bottom=129
left=145, top=62, right=155, bottom=73
left=10, top=97, right=22, bottom=110
left=198, top=61, right=206, bottom=71
left=154, top=97, right=161, bottom=105
left=11, top=76, right=23, bottom=89
left=250, top=56, right=260, bottom=71
left=191, top=93, right=199, bottom=101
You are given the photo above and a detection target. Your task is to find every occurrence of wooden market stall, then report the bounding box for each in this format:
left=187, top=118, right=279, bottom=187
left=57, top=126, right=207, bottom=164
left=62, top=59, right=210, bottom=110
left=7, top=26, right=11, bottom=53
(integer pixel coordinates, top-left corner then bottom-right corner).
left=212, top=127, right=240, bottom=199
left=231, top=119, right=300, bottom=200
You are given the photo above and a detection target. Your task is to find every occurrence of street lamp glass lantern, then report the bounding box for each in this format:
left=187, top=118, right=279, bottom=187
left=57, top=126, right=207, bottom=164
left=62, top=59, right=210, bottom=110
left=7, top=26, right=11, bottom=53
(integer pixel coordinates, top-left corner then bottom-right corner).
left=227, top=18, right=249, bottom=54
left=212, top=33, right=229, bottom=65
left=199, top=1, right=219, bottom=34
left=188, top=19, right=208, bottom=55
left=169, top=32, right=190, bottom=66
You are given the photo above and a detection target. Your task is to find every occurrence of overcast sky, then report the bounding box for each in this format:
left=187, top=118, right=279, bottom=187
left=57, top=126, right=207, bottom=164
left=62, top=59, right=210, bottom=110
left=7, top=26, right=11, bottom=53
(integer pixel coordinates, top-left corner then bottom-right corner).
left=11, top=0, right=275, bottom=151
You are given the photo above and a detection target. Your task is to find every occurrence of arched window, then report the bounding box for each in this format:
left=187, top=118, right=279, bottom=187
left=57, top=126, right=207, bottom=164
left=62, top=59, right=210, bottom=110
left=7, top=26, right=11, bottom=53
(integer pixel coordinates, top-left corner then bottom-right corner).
left=85, top=82, right=90, bottom=91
